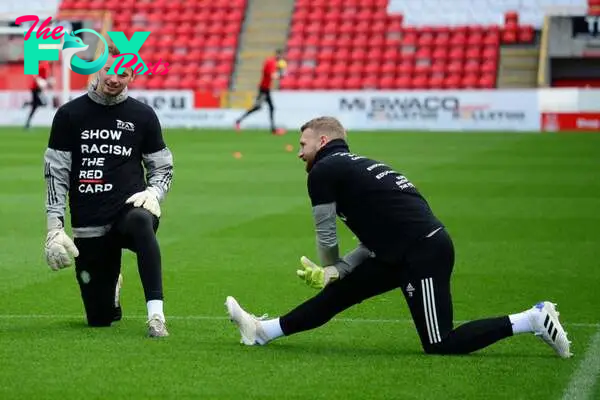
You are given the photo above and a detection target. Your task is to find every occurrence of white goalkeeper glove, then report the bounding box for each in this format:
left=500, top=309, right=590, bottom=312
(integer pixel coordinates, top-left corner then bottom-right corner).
left=45, top=228, right=79, bottom=271
left=125, top=187, right=161, bottom=218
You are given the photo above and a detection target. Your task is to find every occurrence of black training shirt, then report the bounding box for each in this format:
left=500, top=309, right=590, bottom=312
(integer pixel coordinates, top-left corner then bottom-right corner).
left=307, top=139, right=443, bottom=263
left=47, top=94, right=166, bottom=228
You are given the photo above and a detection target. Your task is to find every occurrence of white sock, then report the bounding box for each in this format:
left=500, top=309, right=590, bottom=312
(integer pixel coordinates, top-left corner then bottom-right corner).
left=258, top=318, right=284, bottom=343
left=509, top=310, right=533, bottom=334
left=147, top=300, right=165, bottom=322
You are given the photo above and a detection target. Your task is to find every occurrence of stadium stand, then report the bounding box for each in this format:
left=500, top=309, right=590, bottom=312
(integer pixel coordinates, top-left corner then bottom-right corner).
left=0, top=0, right=595, bottom=94
left=58, top=0, right=248, bottom=91
left=280, top=0, right=589, bottom=90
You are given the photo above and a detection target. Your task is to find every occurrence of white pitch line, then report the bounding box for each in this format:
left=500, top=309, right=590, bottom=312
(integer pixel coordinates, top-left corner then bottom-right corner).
left=562, top=327, right=600, bottom=400
left=0, top=314, right=597, bottom=328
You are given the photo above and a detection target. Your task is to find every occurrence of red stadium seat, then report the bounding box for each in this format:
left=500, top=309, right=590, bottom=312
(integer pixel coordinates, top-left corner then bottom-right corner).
left=484, top=32, right=500, bottom=46
left=395, top=76, right=412, bottom=89
left=505, top=11, right=519, bottom=25
left=479, top=74, right=496, bottom=88
left=279, top=79, right=295, bottom=90
left=429, top=75, right=445, bottom=89
left=482, top=46, right=499, bottom=61
left=415, top=47, right=432, bottom=60
left=432, top=47, right=449, bottom=62
left=434, top=34, right=450, bottom=47
left=447, top=61, right=463, bottom=75
left=368, top=36, right=385, bottom=49
left=378, top=76, right=396, bottom=89
left=353, top=35, right=369, bottom=48
left=465, top=46, right=481, bottom=61
left=431, top=62, right=446, bottom=76
left=519, top=25, right=535, bottom=43
left=464, top=61, right=480, bottom=75
left=467, top=33, right=484, bottom=46
left=481, top=60, right=497, bottom=74
left=502, top=28, right=518, bottom=44
left=308, top=77, right=325, bottom=90
left=345, top=78, right=363, bottom=90
left=462, top=75, right=479, bottom=88
left=327, top=77, right=346, bottom=90
left=412, top=75, right=429, bottom=89
left=444, top=75, right=462, bottom=89
left=397, top=61, right=413, bottom=76
left=363, top=77, right=378, bottom=89
left=450, top=32, right=467, bottom=46
left=383, top=47, right=399, bottom=61
left=418, top=33, right=435, bottom=47
left=448, top=47, right=465, bottom=61
left=348, top=64, right=363, bottom=78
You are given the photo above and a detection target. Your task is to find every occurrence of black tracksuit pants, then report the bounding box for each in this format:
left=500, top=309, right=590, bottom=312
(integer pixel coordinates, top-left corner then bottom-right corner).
left=280, top=228, right=513, bottom=354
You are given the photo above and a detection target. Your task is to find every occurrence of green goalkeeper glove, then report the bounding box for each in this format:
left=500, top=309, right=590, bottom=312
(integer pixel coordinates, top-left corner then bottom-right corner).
left=296, top=256, right=340, bottom=289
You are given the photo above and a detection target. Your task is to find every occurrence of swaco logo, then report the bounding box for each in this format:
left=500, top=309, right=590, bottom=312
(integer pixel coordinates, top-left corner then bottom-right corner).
left=17, top=15, right=170, bottom=76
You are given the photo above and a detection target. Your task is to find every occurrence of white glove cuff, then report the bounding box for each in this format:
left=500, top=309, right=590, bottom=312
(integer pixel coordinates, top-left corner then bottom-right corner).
left=47, top=215, right=63, bottom=231
left=324, top=266, right=340, bottom=283
left=146, top=186, right=161, bottom=200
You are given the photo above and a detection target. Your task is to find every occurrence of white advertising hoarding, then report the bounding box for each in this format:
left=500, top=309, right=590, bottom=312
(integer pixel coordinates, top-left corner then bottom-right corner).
left=0, top=89, right=541, bottom=131
left=0, top=90, right=195, bottom=112
left=268, top=90, right=541, bottom=131
left=0, top=108, right=239, bottom=129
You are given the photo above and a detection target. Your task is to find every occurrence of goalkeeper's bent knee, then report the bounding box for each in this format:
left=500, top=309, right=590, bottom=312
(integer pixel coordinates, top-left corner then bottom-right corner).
left=123, top=207, right=158, bottom=234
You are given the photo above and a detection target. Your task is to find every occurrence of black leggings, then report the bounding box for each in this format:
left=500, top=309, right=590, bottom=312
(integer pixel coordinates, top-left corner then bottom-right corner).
left=73, top=207, right=163, bottom=327
left=280, top=229, right=513, bottom=354
left=25, top=88, right=44, bottom=128
left=236, top=89, right=275, bottom=131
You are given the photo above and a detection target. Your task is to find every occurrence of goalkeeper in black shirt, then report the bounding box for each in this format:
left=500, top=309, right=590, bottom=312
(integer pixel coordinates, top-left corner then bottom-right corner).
left=43, top=44, right=173, bottom=337
left=226, top=117, right=572, bottom=358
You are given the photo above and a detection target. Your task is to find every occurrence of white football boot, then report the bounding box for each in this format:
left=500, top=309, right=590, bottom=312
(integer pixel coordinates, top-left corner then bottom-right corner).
left=147, top=314, right=169, bottom=338
left=529, top=301, right=572, bottom=358
left=225, top=296, right=269, bottom=346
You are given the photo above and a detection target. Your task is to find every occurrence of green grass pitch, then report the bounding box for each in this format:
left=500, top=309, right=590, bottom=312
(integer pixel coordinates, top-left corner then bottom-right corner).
left=0, top=127, right=599, bottom=399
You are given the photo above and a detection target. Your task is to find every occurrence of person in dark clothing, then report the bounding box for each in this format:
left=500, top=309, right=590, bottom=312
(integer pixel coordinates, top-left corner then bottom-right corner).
left=24, top=60, right=51, bottom=129
left=225, top=116, right=572, bottom=358
left=235, top=49, right=286, bottom=135
left=43, top=44, right=173, bottom=337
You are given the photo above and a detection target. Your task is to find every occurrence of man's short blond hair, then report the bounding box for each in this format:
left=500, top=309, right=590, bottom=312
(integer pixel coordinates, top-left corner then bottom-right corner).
left=300, top=116, right=346, bottom=140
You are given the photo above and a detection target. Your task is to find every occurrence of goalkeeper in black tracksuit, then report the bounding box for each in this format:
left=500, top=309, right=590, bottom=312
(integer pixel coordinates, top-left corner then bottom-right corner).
left=43, top=44, right=173, bottom=337
left=225, top=116, right=572, bottom=358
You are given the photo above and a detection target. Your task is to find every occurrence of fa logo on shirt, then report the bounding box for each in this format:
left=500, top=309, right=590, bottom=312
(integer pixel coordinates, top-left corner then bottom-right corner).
left=116, top=119, right=135, bottom=132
